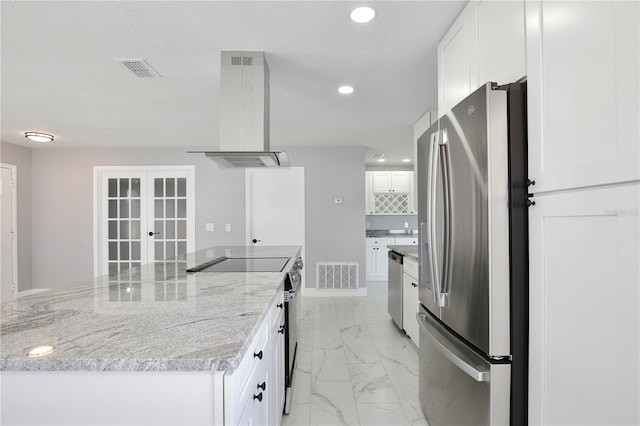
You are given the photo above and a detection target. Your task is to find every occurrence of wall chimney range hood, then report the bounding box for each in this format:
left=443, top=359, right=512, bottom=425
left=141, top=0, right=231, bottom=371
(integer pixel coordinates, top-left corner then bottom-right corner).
left=193, top=51, right=289, bottom=168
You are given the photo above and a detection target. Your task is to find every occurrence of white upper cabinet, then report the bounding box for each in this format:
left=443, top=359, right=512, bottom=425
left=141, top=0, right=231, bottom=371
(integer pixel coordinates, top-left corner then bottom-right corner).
left=438, top=4, right=478, bottom=116
left=477, top=0, right=525, bottom=86
left=366, top=171, right=416, bottom=215
left=438, top=0, right=526, bottom=117
left=372, top=171, right=411, bottom=193
left=526, top=1, right=639, bottom=192
left=365, top=172, right=374, bottom=215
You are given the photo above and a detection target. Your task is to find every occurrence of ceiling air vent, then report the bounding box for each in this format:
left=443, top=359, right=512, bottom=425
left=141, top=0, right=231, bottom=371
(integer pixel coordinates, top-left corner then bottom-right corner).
left=117, top=58, right=161, bottom=78
left=370, top=153, right=385, bottom=159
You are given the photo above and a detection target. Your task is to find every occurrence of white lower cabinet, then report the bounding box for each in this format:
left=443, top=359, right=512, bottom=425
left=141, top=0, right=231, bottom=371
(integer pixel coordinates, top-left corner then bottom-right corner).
left=225, top=292, right=285, bottom=425
left=366, top=237, right=418, bottom=281
left=402, top=257, right=419, bottom=346
left=528, top=184, right=639, bottom=425
left=366, top=238, right=395, bottom=281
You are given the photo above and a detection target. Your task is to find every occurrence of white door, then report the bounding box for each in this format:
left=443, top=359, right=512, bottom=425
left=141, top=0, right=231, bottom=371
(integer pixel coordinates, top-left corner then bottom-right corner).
left=94, top=166, right=195, bottom=278
left=1, top=164, right=17, bottom=301
left=245, top=167, right=305, bottom=276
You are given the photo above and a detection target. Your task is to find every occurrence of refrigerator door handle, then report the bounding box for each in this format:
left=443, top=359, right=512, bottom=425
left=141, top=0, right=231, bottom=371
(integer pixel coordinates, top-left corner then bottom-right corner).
left=438, top=128, right=454, bottom=307
left=426, top=131, right=441, bottom=305
left=417, top=313, right=490, bottom=382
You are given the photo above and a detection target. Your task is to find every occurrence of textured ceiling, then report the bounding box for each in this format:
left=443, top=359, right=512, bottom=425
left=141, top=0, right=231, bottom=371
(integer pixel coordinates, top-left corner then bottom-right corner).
left=0, top=1, right=465, bottom=165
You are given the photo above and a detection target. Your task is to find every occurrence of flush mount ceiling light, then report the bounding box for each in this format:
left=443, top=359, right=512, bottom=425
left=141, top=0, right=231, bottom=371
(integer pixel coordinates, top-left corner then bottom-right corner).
left=338, top=85, right=354, bottom=95
left=350, top=6, right=376, bottom=23
left=25, top=132, right=54, bottom=143
left=377, top=158, right=386, bottom=163
left=403, top=158, right=411, bottom=163
left=27, top=345, right=55, bottom=358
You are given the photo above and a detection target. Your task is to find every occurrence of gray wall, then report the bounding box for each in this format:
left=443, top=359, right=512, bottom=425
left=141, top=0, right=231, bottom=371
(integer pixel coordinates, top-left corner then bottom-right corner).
left=30, top=148, right=246, bottom=289
left=6, top=143, right=366, bottom=292
left=0, top=142, right=33, bottom=291
left=283, top=146, right=366, bottom=289
left=366, top=214, right=418, bottom=232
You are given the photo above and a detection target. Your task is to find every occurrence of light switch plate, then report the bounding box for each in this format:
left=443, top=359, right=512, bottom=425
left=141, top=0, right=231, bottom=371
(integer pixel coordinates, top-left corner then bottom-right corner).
left=206, top=223, right=215, bottom=232
left=404, top=222, right=409, bottom=229
left=225, top=224, right=231, bottom=232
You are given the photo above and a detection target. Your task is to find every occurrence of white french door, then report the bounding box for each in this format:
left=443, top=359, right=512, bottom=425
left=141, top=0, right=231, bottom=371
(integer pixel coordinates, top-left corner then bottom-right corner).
left=94, top=166, right=195, bottom=279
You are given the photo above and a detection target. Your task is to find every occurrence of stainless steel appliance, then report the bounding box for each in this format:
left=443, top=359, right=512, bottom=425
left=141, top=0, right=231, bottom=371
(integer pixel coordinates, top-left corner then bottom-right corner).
left=416, top=82, right=529, bottom=425
left=387, top=250, right=404, bottom=329
left=190, top=52, right=290, bottom=168
left=284, top=257, right=303, bottom=414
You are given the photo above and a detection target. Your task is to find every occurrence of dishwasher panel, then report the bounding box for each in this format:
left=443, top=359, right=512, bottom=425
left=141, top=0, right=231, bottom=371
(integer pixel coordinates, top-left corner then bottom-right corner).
left=388, top=250, right=404, bottom=329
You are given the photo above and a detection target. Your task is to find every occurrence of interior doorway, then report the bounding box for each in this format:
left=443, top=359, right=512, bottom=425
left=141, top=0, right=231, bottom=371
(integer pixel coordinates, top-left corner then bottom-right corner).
left=245, top=167, right=305, bottom=283
left=1, top=163, right=18, bottom=301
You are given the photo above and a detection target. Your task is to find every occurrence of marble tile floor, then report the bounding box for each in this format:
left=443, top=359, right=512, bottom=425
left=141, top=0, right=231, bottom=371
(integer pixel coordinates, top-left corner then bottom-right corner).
left=282, top=281, right=429, bottom=426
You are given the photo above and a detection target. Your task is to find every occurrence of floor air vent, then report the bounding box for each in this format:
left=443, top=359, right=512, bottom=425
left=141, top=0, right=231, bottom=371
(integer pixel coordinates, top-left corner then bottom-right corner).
left=316, top=263, right=359, bottom=290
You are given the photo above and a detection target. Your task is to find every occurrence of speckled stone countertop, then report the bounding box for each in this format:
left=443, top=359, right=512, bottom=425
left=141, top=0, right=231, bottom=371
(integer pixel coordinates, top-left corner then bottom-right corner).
left=387, top=245, right=419, bottom=260
left=366, top=229, right=418, bottom=238
left=0, top=245, right=300, bottom=373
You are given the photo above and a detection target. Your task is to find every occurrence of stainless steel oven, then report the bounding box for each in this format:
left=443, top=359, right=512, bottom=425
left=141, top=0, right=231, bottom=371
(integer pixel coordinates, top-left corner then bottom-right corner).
left=283, top=257, right=303, bottom=414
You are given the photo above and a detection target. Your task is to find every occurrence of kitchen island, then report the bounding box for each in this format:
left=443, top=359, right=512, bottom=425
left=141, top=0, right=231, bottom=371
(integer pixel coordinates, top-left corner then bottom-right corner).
left=0, top=245, right=300, bottom=425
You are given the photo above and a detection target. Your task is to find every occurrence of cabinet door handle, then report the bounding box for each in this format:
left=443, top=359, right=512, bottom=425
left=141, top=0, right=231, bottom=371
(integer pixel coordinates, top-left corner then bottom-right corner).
left=278, top=325, right=285, bottom=334
left=412, top=283, right=418, bottom=287
left=253, top=350, right=263, bottom=360
left=257, top=381, right=266, bottom=391
left=253, top=392, right=263, bottom=402
left=276, top=303, right=283, bottom=309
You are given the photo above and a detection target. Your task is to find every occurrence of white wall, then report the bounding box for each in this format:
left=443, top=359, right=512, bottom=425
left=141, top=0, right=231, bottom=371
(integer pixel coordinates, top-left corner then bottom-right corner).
left=29, top=147, right=246, bottom=289
left=282, top=146, right=366, bottom=289
left=0, top=141, right=32, bottom=291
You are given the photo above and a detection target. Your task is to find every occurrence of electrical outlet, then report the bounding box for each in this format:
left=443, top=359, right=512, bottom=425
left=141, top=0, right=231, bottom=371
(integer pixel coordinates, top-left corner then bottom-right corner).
left=205, top=223, right=215, bottom=232
left=225, top=224, right=232, bottom=232
left=404, top=222, right=409, bottom=229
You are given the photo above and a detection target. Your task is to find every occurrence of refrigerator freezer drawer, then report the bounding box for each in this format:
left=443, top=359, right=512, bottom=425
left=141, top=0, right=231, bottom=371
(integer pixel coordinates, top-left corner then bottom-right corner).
left=417, top=308, right=510, bottom=426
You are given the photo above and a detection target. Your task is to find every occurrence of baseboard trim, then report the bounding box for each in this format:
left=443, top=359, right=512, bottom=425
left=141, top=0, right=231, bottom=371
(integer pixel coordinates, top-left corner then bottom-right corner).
left=301, top=287, right=367, bottom=297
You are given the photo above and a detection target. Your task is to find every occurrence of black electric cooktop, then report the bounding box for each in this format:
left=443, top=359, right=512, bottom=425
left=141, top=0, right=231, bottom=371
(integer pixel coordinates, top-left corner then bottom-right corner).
left=186, top=256, right=290, bottom=273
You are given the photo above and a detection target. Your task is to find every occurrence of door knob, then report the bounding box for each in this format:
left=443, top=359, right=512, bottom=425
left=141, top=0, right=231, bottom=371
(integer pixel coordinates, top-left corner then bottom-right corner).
left=252, top=238, right=261, bottom=244
left=148, top=231, right=160, bottom=237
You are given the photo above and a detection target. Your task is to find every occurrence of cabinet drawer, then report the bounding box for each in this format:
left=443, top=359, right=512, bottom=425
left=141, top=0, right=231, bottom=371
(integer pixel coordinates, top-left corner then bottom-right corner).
left=225, top=322, right=268, bottom=421
left=403, top=257, right=419, bottom=279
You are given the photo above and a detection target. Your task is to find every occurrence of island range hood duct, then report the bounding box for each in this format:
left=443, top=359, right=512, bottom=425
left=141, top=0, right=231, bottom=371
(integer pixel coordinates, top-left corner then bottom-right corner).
left=196, top=51, right=289, bottom=168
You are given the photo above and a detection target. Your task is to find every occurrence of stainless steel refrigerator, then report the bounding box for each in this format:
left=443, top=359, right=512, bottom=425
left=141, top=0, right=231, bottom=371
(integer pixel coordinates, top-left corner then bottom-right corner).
left=416, top=82, right=529, bottom=425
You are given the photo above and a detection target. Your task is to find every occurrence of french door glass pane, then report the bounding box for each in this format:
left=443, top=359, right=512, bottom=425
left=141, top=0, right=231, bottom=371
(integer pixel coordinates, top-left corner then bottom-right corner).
left=107, top=176, right=143, bottom=275
left=152, top=176, right=188, bottom=262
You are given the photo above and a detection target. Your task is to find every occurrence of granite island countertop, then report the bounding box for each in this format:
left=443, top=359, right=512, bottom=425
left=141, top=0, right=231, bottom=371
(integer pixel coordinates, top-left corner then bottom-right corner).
left=387, top=245, right=419, bottom=260
left=0, top=245, right=300, bottom=373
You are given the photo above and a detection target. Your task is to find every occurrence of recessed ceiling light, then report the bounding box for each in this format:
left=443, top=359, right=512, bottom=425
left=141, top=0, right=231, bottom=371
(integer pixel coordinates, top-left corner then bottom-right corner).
left=27, top=345, right=55, bottom=358
left=402, top=158, right=411, bottom=163
left=25, top=132, right=54, bottom=143
left=338, top=85, right=354, bottom=95
left=377, top=158, right=386, bottom=163
left=350, top=6, right=376, bottom=23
